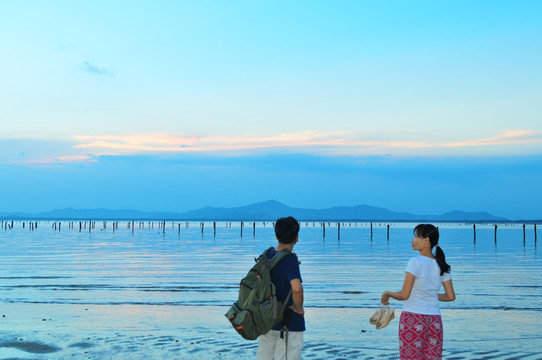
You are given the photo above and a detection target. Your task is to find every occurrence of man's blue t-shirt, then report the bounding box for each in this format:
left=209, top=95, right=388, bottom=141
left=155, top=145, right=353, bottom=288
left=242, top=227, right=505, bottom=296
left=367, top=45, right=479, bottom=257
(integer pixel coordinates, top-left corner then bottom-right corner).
left=266, top=247, right=306, bottom=332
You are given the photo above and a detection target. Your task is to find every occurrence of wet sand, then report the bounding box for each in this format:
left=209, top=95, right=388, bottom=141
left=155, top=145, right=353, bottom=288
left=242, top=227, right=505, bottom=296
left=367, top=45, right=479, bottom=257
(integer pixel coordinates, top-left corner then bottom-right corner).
left=1, top=303, right=541, bottom=359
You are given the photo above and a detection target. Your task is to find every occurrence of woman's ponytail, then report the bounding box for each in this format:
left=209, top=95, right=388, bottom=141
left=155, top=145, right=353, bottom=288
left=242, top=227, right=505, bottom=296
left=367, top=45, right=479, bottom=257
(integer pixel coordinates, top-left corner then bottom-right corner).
left=414, top=224, right=451, bottom=275
left=435, top=245, right=451, bottom=276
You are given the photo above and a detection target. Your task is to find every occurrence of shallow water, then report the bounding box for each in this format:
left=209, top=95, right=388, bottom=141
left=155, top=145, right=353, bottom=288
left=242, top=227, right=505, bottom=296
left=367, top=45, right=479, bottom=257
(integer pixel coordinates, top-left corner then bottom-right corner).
left=0, top=220, right=541, bottom=359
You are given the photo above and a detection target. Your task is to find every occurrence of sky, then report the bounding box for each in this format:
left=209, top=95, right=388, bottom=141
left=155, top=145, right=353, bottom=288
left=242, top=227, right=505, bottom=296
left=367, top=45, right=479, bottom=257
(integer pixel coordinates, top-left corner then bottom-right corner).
left=1, top=1, right=541, bottom=220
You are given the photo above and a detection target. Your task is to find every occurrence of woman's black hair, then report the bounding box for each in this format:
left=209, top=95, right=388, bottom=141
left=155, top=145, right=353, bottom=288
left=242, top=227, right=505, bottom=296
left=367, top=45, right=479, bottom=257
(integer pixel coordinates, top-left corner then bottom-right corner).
left=414, top=224, right=451, bottom=275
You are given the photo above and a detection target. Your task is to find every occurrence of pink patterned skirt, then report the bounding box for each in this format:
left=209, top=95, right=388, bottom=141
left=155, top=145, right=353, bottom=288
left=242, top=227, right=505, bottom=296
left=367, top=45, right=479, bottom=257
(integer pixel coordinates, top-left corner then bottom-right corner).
left=399, top=311, right=443, bottom=360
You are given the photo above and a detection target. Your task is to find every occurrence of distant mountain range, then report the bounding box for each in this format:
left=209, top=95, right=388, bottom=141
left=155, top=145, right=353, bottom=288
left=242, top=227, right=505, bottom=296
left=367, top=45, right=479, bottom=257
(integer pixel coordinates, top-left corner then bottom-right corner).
left=0, top=200, right=509, bottom=222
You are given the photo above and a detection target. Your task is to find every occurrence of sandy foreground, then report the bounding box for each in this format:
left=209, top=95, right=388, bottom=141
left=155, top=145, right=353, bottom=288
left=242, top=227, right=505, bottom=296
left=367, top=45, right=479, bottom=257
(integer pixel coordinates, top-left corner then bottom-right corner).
left=1, top=303, right=541, bottom=359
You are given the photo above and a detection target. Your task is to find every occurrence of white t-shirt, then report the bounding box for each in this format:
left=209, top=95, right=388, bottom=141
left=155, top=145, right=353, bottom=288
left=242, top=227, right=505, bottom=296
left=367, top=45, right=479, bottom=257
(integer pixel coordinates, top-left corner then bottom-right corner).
left=402, top=255, right=451, bottom=315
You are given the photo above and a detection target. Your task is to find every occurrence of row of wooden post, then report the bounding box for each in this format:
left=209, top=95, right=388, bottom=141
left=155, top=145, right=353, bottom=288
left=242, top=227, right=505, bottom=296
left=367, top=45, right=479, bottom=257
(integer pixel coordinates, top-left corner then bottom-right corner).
left=472, top=223, right=538, bottom=244
left=1, top=220, right=539, bottom=245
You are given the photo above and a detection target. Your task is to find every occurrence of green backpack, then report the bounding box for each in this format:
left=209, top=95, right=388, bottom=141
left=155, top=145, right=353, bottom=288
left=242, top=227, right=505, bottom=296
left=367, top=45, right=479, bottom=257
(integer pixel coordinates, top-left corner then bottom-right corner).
left=225, top=247, right=296, bottom=340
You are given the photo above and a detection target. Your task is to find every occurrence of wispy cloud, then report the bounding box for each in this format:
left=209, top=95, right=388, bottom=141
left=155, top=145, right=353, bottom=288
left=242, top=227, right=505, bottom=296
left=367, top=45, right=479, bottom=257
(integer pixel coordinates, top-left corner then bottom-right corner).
left=4, top=130, right=540, bottom=166
left=80, top=61, right=113, bottom=76
left=73, top=131, right=368, bottom=154
left=0, top=138, right=91, bottom=166
left=20, top=155, right=95, bottom=166
left=72, top=130, right=542, bottom=156
left=442, top=130, right=541, bottom=147
left=58, top=44, right=114, bottom=76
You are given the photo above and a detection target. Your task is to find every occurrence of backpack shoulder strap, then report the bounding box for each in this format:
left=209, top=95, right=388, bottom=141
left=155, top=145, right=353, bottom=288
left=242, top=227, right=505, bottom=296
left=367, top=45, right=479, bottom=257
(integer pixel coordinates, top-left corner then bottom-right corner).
left=269, top=248, right=297, bottom=269
left=256, top=247, right=298, bottom=272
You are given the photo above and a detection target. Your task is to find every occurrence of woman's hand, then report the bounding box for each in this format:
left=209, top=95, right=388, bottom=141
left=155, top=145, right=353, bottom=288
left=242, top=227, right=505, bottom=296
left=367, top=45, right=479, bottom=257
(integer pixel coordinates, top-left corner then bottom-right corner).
left=381, top=291, right=390, bottom=305
left=381, top=273, right=415, bottom=305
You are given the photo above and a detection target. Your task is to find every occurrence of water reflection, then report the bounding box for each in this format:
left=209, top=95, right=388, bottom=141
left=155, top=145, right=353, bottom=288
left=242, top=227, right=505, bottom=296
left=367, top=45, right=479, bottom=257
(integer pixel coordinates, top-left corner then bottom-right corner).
left=0, top=221, right=540, bottom=311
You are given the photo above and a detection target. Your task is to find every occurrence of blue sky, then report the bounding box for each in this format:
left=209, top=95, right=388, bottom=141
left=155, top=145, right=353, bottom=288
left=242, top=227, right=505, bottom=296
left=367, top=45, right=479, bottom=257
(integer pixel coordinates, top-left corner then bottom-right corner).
left=1, top=1, right=541, bottom=220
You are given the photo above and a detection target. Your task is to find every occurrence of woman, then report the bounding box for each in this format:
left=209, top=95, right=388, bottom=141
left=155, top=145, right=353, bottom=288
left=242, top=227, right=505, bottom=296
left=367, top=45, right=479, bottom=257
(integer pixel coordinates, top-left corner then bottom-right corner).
left=381, top=224, right=456, bottom=360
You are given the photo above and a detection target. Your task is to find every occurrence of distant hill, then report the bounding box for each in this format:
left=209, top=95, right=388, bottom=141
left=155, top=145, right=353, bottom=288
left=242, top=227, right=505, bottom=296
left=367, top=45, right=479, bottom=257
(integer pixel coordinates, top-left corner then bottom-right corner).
left=0, top=200, right=509, bottom=222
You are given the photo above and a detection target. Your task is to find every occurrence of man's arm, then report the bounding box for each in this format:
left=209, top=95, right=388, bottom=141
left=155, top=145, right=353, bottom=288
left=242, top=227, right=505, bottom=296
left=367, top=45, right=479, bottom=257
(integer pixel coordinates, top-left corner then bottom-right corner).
left=290, top=278, right=304, bottom=316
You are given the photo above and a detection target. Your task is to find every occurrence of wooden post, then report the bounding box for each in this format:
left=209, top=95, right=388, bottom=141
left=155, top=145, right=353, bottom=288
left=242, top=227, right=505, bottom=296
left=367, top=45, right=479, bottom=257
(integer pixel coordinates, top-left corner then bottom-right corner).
left=523, top=224, right=526, bottom=246
left=253, top=222, right=256, bottom=237
left=535, top=224, right=537, bottom=245
left=323, top=222, right=326, bottom=238
left=338, top=222, right=340, bottom=240
left=201, top=222, right=204, bottom=235
left=473, top=224, right=476, bottom=243
left=240, top=221, right=244, bottom=237
left=387, top=224, right=390, bottom=240
left=494, top=224, right=497, bottom=243
left=370, top=222, right=373, bottom=240
left=213, top=222, right=216, bottom=237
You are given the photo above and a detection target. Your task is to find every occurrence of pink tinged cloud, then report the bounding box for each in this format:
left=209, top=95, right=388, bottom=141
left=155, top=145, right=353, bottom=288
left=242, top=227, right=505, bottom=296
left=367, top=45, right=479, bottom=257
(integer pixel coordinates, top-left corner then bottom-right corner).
left=73, top=132, right=352, bottom=154
left=20, top=155, right=95, bottom=165
left=72, top=130, right=542, bottom=156
left=11, top=130, right=541, bottom=166
left=442, top=130, right=542, bottom=148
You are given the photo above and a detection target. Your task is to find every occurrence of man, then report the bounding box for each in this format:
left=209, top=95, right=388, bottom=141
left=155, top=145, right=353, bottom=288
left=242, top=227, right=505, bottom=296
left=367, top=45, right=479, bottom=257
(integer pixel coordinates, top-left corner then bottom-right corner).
left=256, top=216, right=305, bottom=360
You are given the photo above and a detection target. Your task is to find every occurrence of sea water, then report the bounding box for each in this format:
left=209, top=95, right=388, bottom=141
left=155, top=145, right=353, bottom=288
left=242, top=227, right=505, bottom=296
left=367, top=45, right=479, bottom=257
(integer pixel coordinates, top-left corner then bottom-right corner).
left=0, top=220, right=541, bottom=359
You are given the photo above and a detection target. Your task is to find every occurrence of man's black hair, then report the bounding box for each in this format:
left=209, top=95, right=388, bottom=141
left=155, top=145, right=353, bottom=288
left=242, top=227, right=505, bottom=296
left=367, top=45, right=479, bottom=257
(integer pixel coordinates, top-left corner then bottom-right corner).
left=275, top=216, right=300, bottom=244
